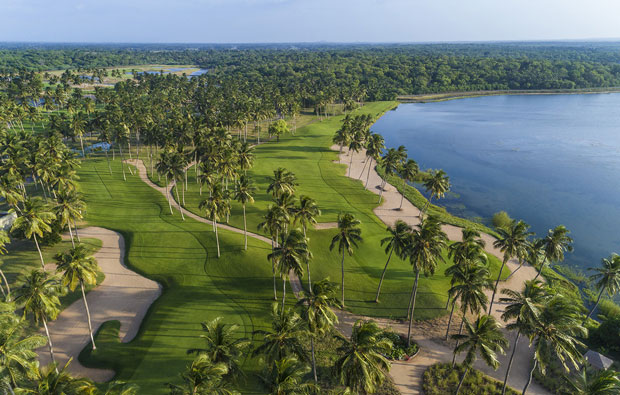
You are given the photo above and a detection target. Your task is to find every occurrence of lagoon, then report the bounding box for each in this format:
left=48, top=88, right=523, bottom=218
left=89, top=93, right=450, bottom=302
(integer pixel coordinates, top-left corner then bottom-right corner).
left=372, top=94, right=620, bottom=270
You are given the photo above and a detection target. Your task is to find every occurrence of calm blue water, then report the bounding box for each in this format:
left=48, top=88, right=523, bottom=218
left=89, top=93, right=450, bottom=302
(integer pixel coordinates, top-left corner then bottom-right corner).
left=372, top=94, right=620, bottom=270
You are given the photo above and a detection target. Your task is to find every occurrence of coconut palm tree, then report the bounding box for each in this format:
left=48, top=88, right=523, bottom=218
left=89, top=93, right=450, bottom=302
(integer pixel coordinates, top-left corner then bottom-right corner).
left=236, top=142, right=254, bottom=176
left=448, top=228, right=486, bottom=267
left=168, top=353, right=237, bottom=395
left=199, top=182, right=230, bottom=259
left=102, top=381, right=140, bottom=395
left=0, top=302, right=46, bottom=392
left=13, top=270, right=63, bottom=368
left=406, top=215, right=448, bottom=346
left=566, top=368, right=620, bottom=395
left=11, top=198, right=56, bottom=269
left=397, top=159, right=418, bottom=210
left=540, top=225, right=573, bottom=265
left=334, top=320, right=392, bottom=394
left=499, top=280, right=550, bottom=395
left=253, top=303, right=307, bottom=365
left=377, top=148, right=400, bottom=203
left=293, top=196, right=320, bottom=290
left=156, top=151, right=175, bottom=215
left=585, top=254, right=620, bottom=322
left=186, top=317, right=250, bottom=384
left=296, top=279, right=339, bottom=383
left=30, top=359, right=97, bottom=394
left=375, top=220, right=411, bottom=303
left=346, top=132, right=364, bottom=177
left=234, top=175, right=256, bottom=250
left=269, top=230, right=310, bottom=313
left=259, top=205, right=289, bottom=300
left=363, top=133, right=385, bottom=187
left=490, top=220, right=533, bottom=314
left=53, top=190, right=85, bottom=248
left=451, top=315, right=508, bottom=395
left=522, top=296, right=586, bottom=395
left=329, top=213, right=362, bottom=307
left=0, top=231, right=12, bottom=299
left=259, top=356, right=317, bottom=395
left=422, top=169, right=450, bottom=215
left=54, top=244, right=99, bottom=350
left=267, top=168, right=297, bottom=199
left=444, top=258, right=492, bottom=342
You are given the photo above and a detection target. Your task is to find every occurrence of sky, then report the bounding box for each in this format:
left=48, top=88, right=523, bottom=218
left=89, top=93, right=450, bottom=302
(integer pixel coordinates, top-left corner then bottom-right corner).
left=2, top=0, right=620, bottom=43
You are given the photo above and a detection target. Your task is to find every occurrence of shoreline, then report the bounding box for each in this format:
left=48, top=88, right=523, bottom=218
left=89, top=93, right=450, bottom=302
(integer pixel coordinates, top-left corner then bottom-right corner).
left=397, top=87, right=620, bottom=103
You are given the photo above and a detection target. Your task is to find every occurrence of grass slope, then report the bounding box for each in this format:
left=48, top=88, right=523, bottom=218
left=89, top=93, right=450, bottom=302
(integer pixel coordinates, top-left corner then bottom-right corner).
left=173, top=102, right=508, bottom=320
left=77, top=158, right=279, bottom=394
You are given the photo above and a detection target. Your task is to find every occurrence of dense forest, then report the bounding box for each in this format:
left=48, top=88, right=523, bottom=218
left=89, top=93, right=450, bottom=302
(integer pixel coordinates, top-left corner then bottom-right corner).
left=2, top=43, right=620, bottom=99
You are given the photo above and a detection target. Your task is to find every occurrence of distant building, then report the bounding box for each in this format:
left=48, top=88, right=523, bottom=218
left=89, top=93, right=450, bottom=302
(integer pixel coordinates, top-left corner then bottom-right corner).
left=584, top=350, right=614, bottom=370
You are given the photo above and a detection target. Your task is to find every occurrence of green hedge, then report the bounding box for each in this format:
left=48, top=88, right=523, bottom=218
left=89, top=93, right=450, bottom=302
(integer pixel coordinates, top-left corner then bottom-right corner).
left=376, top=166, right=499, bottom=238
left=423, top=363, right=518, bottom=395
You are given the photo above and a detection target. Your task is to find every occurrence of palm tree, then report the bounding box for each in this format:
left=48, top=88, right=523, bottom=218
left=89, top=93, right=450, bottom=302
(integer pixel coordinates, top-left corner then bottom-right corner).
left=168, top=353, right=238, bottom=395
left=346, top=132, right=364, bottom=177
left=234, top=175, right=256, bottom=250
left=11, top=198, right=56, bottom=269
left=13, top=270, right=63, bottom=368
left=253, top=303, right=307, bottom=365
left=156, top=151, right=175, bottom=215
left=186, top=317, right=250, bottom=383
left=54, top=244, right=99, bottom=350
left=522, top=295, right=586, bottom=395
left=444, top=258, right=492, bottom=342
left=269, top=230, right=310, bottom=313
left=406, top=215, right=447, bottom=346
left=397, top=159, right=418, bottom=210
left=585, top=254, right=620, bottom=321
left=334, top=320, right=392, bottom=394
left=267, top=168, right=297, bottom=199
left=541, top=225, right=573, bottom=264
left=296, top=279, right=339, bottom=383
left=490, top=220, right=533, bottom=314
left=422, top=169, right=450, bottom=215
left=448, top=228, right=486, bottom=267
left=567, top=368, right=620, bottom=395
left=259, top=205, right=289, bottom=300
left=199, top=182, right=231, bottom=258
left=499, top=280, right=550, bottom=395
left=293, top=196, right=320, bottom=290
left=53, top=190, right=85, bottom=248
left=451, top=315, right=508, bottom=394
left=102, top=381, right=140, bottom=395
left=329, top=213, right=362, bottom=307
left=0, top=231, right=12, bottom=299
left=259, top=356, right=317, bottom=395
left=377, top=148, right=400, bottom=203
left=30, top=359, right=97, bottom=394
left=361, top=133, right=384, bottom=184
left=375, top=220, right=411, bottom=303
left=0, top=302, right=46, bottom=392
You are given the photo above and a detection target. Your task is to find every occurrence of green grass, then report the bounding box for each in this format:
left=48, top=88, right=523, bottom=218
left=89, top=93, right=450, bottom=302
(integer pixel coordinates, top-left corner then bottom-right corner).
left=76, top=157, right=280, bottom=394
left=166, top=101, right=509, bottom=320
left=2, top=237, right=103, bottom=310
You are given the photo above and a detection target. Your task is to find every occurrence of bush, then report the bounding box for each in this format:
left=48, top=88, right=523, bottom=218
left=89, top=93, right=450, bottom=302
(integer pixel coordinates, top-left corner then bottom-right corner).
left=491, top=211, right=513, bottom=230
left=377, top=329, right=419, bottom=360
left=423, top=363, right=519, bottom=395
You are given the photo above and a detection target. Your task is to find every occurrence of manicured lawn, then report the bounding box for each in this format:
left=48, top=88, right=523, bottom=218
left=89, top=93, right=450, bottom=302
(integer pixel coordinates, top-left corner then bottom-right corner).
left=76, top=157, right=279, bottom=394
left=171, top=101, right=509, bottom=320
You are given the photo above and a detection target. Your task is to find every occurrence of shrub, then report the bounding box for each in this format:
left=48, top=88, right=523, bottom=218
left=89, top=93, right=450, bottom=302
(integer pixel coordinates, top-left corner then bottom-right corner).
left=423, top=363, right=518, bottom=395
left=377, top=329, right=419, bottom=360
left=491, top=211, right=513, bottom=230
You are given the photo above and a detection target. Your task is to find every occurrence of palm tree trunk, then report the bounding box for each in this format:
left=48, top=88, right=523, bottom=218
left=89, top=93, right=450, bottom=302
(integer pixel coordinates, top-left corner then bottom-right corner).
left=119, top=145, right=126, bottom=181
left=522, top=359, right=537, bottom=395
left=489, top=257, right=508, bottom=314
left=33, top=234, right=45, bottom=269
left=311, top=337, right=318, bottom=383
left=272, top=237, right=277, bottom=300
left=358, top=156, right=368, bottom=179
left=214, top=219, right=220, bottom=258
left=456, top=366, right=469, bottom=395
left=68, top=222, right=75, bottom=248
left=243, top=205, right=248, bottom=250
left=0, top=269, right=10, bottom=300
left=452, top=319, right=465, bottom=367
left=348, top=152, right=354, bottom=177
left=182, top=180, right=186, bottom=206
left=399, top=189, right=405, bottom=210
left=365, top=158, right=373, bottom=188
left=375, top=248, right=394, bottom=303
left=81, top=281, right=96, bottom=350
left=165, top=176, right=173, bottom=214
left=79, top=135, right=85, bottom=158
left=341, top=249, right=345, bottom=307
left=445, top=301, right=456, bottom=340
left=104, top=147, right=112, bottom=175
left=407, top=270, right=420, bottom=346
left=502, top=330, right=521, bottom=395
left=73, top=217, right=80, bottom=242
left=585, top=287, right=606, bottom=321
left=378, top=180, right=385, bottom=203
left=281, top=279, right=286, bottom=315
left=42, top=317, right=59, bottom=373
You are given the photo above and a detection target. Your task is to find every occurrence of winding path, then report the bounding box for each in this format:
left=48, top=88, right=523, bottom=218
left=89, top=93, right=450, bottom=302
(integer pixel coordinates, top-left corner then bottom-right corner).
left=39, top=227, right=162, bottom=382
left=335, top=145, right=548, bottom=394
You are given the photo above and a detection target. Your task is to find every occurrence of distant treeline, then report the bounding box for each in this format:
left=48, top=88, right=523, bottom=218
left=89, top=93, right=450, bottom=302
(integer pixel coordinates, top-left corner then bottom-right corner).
left=2, top=43, right=620, bottom=99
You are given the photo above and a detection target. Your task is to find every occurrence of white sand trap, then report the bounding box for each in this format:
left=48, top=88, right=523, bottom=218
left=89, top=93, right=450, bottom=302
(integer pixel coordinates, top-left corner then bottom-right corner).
left=38, top=227, right=162, bottom=382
